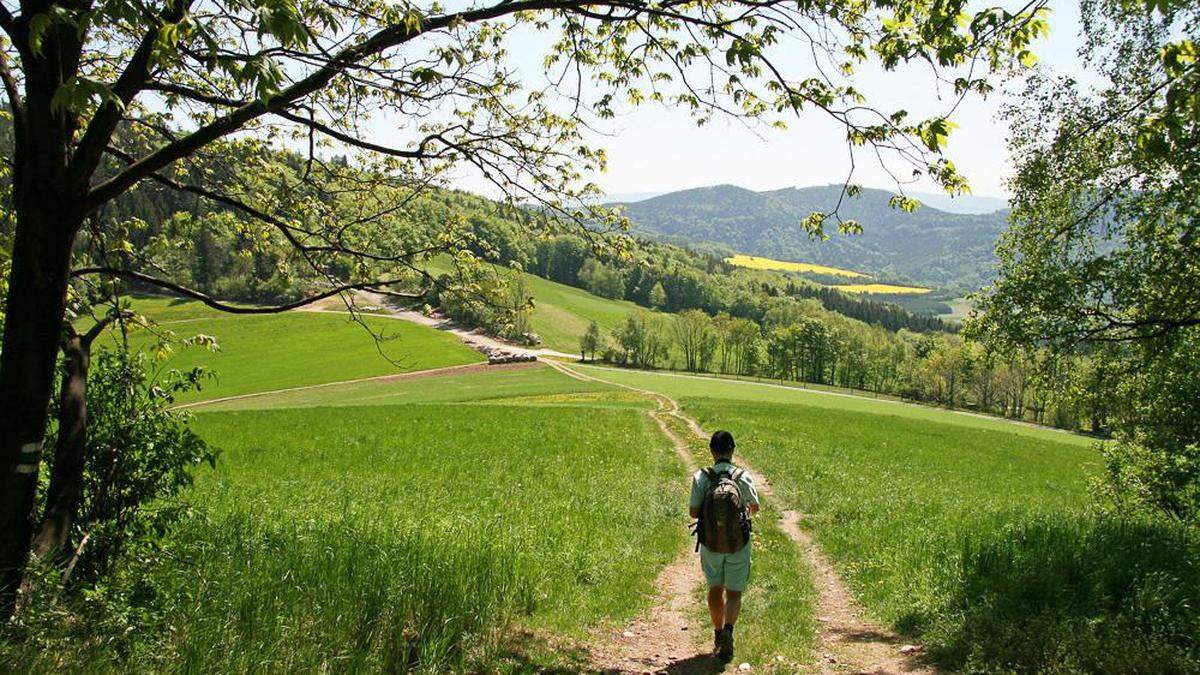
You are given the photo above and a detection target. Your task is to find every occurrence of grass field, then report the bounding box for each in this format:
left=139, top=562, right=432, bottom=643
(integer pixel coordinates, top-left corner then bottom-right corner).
left=196, top=363, right=612, bottom=411
left=117, top=298, right=482, bottom=403
left=936, top=296, right=974, bottom=322
left=21, top=295, right=1195, bottom=673
left=419, top=258, right=670, bottom=356
left=519, top=273, right=661, bottom=354
left=829, top=283, right=931, bottom=295
left=186, top=366, right=823, bottom=668
left=569, top=365, right=1199, bottom=672
left=570, top=364, right=1092, bottom=447
left=12, top=369, right=700, bottom=672
left=725, top=254, right=866, bottom=278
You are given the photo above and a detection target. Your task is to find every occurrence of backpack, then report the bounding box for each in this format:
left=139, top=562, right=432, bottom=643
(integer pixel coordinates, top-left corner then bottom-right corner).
left=694, top=467, right=750, bottom=553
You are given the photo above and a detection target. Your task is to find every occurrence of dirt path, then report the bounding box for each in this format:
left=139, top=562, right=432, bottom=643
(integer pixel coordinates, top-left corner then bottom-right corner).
left=299, top=293, right=581, bottom=360
left=551, top=361, right=935, bottom=674
left=552, top=362, right=719, bottom=673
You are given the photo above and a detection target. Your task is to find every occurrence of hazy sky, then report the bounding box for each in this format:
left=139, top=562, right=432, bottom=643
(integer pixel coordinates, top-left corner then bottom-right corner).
left=436, top=0, right=1090, bottom=201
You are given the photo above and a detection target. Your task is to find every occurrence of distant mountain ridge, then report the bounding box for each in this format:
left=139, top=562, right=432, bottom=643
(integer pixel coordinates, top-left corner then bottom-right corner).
left=610, top=184, right=1009, bottom=290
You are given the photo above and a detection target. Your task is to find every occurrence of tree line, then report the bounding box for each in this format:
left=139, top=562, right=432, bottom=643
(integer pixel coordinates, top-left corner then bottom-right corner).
left=582, top=306, right=1117, bottom=436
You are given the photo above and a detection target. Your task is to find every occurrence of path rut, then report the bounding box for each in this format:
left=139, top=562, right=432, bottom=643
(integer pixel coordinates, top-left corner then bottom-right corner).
left=550, top=361, right=935, bottom=674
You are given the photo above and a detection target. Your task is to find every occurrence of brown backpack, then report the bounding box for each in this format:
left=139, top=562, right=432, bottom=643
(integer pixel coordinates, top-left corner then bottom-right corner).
left=696, top=467, right=750, bottom=553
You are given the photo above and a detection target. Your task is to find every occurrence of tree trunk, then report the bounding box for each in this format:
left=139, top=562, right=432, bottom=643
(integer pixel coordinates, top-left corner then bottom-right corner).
left=0, top=204, right=81, bottom=615
left=31, top=331, right=92, bottom=562
left=0, top=13, right=90, bottom=615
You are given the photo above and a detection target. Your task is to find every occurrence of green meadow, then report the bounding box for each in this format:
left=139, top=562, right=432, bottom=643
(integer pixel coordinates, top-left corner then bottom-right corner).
left=116, top=298, right=482, bottom=403
left=569, top=363, right=1093, bottom=447
left=13, top=367, right=694, bottom=672
left=568, top=364, right=1199, bottom=672
left=20, top=303, right=1195, bottom=673
left=519, top=273, right=658, bottom=354
left=197, top=362, right=610, bottom=410
left=423, top=257, right=669, bottom=355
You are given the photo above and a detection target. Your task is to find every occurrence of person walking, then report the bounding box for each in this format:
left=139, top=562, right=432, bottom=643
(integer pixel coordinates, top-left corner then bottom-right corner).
left=689, top=430, right=760, bottom=663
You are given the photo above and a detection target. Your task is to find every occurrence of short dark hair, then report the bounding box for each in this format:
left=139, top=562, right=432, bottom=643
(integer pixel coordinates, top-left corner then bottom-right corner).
left=710, top=430, right=735, bottom=456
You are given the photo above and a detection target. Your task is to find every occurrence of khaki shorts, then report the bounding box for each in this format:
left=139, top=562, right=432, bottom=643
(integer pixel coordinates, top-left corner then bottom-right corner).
left=700, top=543, right=752, bottom=592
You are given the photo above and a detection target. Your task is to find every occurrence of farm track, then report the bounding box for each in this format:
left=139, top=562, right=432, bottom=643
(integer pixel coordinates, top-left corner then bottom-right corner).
left=299, top=304, right=581, bottom=360
left=550, top=361, right=936, bottom=675
left=552, top=361, right=717, bottom=674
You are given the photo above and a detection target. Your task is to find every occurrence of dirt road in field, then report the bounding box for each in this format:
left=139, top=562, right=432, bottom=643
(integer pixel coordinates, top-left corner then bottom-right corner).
left=550, top=361, right=935, bottom=675
left=551, top=361, right=720, bottom=674
left=299, top=293, right=581, bottom=360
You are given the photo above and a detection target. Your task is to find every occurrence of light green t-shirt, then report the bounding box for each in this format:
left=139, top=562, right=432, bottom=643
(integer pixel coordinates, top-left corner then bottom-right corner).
left=689, top=460, right=760, bottom=510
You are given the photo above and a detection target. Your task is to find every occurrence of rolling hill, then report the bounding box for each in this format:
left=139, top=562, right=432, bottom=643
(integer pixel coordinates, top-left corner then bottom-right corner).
left=611, top=184, right=1009, bottom=291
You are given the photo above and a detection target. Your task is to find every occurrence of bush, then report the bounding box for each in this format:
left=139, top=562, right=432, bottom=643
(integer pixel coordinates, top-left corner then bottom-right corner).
left=1095, top=435, right=1200, bottom=524
left=46, top=348, right=217, bottom=580
left=2, top=348, right=216, bottom=670
left=932, top=516, right=1200, bottom=673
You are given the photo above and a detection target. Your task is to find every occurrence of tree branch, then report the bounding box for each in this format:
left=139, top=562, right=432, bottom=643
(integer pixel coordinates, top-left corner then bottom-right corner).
left=69, top=0, right=193, bottom=186
left=69, top=267, right=424, bottom=314
left=84, top=0, right=569, bottom=209
left=272, top=108, right=444, bottom=159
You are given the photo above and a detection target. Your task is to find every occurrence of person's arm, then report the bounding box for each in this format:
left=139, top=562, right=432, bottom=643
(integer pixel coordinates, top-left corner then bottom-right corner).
left=688, top=470, right=704, bottom=519
left=742, top=472, right=761, bottom=517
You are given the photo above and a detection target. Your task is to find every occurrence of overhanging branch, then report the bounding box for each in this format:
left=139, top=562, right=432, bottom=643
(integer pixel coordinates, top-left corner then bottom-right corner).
left=70, top=267, right=425, bottom=314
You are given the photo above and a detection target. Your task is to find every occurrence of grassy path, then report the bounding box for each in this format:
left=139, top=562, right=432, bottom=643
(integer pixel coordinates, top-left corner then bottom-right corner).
left=551, top=361, right=935, bottom=674
left=551, top=361, right=714, bottom=673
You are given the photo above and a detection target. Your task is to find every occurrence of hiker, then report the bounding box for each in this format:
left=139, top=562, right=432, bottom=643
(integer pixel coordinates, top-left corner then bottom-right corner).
left=690, top=429, right=760, bottom=663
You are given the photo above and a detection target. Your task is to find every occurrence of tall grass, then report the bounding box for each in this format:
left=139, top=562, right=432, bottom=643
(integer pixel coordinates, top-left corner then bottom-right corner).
left=185, top=401, right=686, bottom=632
left=3, top=397, right=690, bottom=672
left=164, top=514, right=530, bottom=673
left=934, top=516, right=1200, bottom=673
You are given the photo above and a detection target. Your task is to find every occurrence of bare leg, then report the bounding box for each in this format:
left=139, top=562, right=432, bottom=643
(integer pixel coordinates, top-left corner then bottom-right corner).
left=707, top=585, right=726, bottom=629
left=723, top=590, right=743, bottom=626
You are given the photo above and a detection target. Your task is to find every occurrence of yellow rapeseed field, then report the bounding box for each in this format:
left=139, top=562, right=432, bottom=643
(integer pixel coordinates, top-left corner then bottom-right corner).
left=726, top=254, right=867, bottom=278
left=831, top=283, right=931, bottom=295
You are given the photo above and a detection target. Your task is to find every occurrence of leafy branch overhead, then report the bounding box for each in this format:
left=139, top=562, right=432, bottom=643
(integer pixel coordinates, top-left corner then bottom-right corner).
left=2, top=0, right=1048, bottom=249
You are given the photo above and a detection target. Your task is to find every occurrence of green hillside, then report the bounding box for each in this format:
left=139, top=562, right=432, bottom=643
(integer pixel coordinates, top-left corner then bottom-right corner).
left=422, top=257, right=671, bottom=356
left=119, top=297, right=482, bottom=403
left=521, top=272, right=661, bottom=354
left=615, top=184, right=1008, bottom=291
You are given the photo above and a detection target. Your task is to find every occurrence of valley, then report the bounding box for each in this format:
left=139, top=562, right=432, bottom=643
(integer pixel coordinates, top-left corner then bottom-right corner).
left=34, top=299, right=1188, bottom=673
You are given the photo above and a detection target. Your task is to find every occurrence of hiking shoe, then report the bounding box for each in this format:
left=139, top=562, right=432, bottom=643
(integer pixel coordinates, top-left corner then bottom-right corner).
left=717, top=626, right=734, bottom=662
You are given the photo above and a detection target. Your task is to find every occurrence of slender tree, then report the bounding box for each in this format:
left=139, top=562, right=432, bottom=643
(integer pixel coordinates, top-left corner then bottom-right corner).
left=580, top=320, right=601, bottom=361
left=673, top=309, right=716, bottom=372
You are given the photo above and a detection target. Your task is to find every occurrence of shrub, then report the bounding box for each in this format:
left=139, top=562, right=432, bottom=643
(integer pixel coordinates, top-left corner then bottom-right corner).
left=1095, top=435, right=1200, bottom=525
left=48, top=348, right=217, bottom=580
